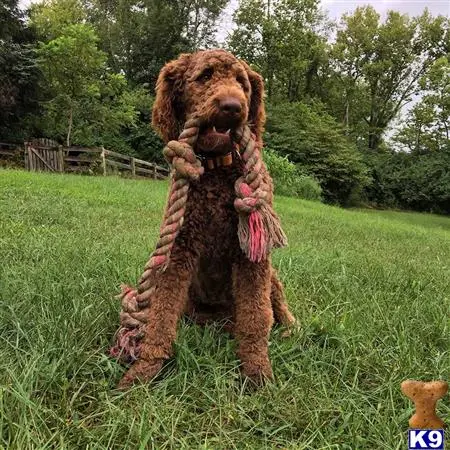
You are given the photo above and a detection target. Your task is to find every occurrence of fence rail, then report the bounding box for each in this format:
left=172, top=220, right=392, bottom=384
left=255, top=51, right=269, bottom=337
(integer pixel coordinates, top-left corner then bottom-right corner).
left=102, top=149, right=168, bottom=179
left=0, top=142, right=21, bottom=157
left=0, top=140, right=169, bottom=180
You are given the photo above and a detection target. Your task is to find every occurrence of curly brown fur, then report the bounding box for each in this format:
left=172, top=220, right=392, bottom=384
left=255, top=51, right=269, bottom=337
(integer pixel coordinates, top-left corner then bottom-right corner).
left=119, top=50, right=294, bottom=389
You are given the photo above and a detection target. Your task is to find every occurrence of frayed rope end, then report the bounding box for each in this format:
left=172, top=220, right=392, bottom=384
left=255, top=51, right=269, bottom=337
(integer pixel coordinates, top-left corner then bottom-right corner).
left=237, top=205, right=287, bottom=262
left=110, top=326, right=143, bottom=365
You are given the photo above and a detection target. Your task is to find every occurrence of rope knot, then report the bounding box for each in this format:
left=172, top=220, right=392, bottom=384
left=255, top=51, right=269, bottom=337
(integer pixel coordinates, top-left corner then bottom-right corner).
left=233, top=126, right=287, bottom=262
left=163, top=140, right=204, bottom=180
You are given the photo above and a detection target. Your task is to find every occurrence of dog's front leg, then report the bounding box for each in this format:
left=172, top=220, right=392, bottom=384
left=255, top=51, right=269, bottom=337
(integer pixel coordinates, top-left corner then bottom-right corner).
left=232, top=257, right=274, bottom=385
left=118, top=246, right=198, bottom=389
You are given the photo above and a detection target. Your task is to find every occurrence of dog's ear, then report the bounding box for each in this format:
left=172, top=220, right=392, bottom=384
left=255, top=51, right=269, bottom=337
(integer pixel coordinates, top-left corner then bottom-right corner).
left=241, top=61, right=266, bottom=142
left=152, top=53, right=191, bottom=143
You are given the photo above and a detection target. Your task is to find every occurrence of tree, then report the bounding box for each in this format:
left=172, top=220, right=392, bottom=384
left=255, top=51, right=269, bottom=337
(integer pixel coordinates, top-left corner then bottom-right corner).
left=29, top=0, right=86, bottom=40
left=0, top=0, right=40, bottom=141
left=36, top=24, right=137, bottom=147
left=88, top=0, right=229, bottom=86
left=228, top=0, right=327, bottom=101
left=394, top=57, right=450, bottom=154
left=265, top=102, right=370, bottom=204
left=331, top=6, right=449, bottom=150
left=364, top=147, right=450, bottom=214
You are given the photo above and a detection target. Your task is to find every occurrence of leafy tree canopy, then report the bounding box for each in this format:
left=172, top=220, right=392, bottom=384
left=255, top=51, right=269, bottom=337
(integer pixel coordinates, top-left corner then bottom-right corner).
left=36, top=24, right=138, bottom=147
left=330, top=6, right=449, bottom=150
left=394, top=57, right=450, bottom=154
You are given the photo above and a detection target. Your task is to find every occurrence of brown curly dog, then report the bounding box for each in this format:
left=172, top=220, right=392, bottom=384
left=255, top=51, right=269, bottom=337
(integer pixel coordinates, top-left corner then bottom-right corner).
left=119, top=49, right=295, bottom=388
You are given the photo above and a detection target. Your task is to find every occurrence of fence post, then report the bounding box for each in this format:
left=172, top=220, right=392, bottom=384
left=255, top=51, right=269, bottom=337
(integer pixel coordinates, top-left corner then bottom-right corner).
left=58, top=145, right=64, bottom=172
left=28, top=146, right=34, bottom=171
left=101, top=147, right=106, bottom=176
left=24, top=143, right=28, bottom=170
left=153, top=165, right=157, bottom=179
left=131, top=157, right=136, bottom=177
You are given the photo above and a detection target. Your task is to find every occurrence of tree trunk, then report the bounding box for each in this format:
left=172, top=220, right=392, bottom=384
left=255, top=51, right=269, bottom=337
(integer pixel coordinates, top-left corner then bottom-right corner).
left=66, top=106, right=73, bottom=147
left=267, top=70, right=273, bottom=99
left=368, top=129, right=380, bottom=151
left=344, top=97, right=349, bottom=133
left=443, top=120, right=449, bottom=141
left=266, top=0, right=272, bottom=99
left=305, top=60, right=317, bottom=98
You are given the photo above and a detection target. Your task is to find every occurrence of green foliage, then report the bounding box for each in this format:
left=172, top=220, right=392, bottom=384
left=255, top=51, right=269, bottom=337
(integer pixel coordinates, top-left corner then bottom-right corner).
left=29, top=0, right=86, bottom=40
left=394, top=57, right=450, bottom=154
left=0, top=0, right=40, bottom=141
left=88, top=0, right=228, bottom=86
left=373, top=56, right=450, bottom=214
left=265, top=102, right=370, bottom=205
left=1, top=0, right=25, bottom=40
left=229, top=0, right=327, bottom=101
left=122, top=95, right=165, bottom=164
left=264, top=148, right=322, bottom=201
left=36, top=24, right=107, bottom=146
left=365, top=148, right=450, bottom=214
left=329, top=6, right=449, bottom=150
left=36, top=24, right=140, bottom=149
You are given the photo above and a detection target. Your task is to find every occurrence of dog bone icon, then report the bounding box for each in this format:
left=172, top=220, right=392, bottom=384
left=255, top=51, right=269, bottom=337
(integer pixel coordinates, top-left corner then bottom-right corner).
left=401, top=380, right=448, bottom=429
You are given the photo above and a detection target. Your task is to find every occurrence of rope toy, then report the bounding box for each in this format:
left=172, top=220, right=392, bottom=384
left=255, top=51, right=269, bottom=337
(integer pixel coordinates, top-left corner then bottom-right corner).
left=233, top=124, right=287, bottom=262
left=110, top=118, right=287, bottom=363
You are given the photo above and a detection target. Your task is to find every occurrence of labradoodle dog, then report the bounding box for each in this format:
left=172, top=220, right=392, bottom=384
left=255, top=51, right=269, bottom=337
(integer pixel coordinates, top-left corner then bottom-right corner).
left=119, top=49, right=295, bottom=388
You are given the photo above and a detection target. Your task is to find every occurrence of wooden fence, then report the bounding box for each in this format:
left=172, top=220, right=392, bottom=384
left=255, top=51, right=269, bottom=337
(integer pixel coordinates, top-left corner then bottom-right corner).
left=0, top=142, right=22, bottom=159
left=101, top=149, right=169, bottom=180
left=1, top=140, right=169, bottom=180
left=24, top=138, right=62, bottom=172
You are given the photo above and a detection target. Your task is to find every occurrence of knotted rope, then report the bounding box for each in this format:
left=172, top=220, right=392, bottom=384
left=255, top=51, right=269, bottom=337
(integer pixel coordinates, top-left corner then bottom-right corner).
left=233, top=124, right=287, bottom=262
left=142, top=118, right=203, bottom=274
left=110, top=118, right=287, bottom=363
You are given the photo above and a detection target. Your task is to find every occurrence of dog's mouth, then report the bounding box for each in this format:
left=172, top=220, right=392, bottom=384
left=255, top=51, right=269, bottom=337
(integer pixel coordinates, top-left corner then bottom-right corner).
left=196, top=123, right=238, bottom=155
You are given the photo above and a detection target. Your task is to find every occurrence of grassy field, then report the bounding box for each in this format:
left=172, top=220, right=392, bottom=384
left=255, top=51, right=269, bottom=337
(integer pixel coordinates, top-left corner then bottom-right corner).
left=0, top=169, right=449, bottom=449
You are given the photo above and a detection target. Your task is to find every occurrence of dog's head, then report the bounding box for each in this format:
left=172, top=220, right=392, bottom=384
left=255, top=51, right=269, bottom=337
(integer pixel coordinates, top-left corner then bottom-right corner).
left=152, top=49, right=265, bottom=155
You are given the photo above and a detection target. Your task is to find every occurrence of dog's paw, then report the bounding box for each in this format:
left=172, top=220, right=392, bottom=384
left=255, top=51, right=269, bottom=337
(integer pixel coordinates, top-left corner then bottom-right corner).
left=240, top=361, right=273, bottom=387
left=284, top=311, right=297, bottom=327
left=117, top=358, right=164, bottom=390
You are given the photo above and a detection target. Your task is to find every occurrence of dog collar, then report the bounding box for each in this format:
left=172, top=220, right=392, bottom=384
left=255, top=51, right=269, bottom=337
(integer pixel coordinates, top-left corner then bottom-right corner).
left=197, top=149, right=238, bottom=170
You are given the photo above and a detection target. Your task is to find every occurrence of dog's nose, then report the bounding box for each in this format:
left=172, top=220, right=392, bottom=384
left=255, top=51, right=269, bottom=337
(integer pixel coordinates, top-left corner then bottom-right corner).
left=219, top=97, right=242, bottom=115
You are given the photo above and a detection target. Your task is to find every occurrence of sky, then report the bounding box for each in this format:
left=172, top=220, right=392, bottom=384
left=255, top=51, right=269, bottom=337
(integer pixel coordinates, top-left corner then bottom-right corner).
left=216, top=0, right=450, bottom=42
left=19, top=0, right=450, bottom=19
left=321, top=0, right=449, bottom=19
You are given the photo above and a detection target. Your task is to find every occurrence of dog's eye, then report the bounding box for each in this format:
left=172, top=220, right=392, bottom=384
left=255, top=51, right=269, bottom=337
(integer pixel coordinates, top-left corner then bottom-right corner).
left=196, top=68, right=214, bottom=83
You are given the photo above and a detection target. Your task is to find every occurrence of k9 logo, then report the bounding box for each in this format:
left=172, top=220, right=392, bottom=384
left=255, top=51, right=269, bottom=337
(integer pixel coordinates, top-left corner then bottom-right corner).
left=408, top=429, right=444, bottom=450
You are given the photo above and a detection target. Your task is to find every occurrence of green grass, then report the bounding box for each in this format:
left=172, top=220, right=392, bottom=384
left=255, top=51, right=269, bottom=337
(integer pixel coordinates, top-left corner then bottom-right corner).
left=0, top=169, right=449, bottom=449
